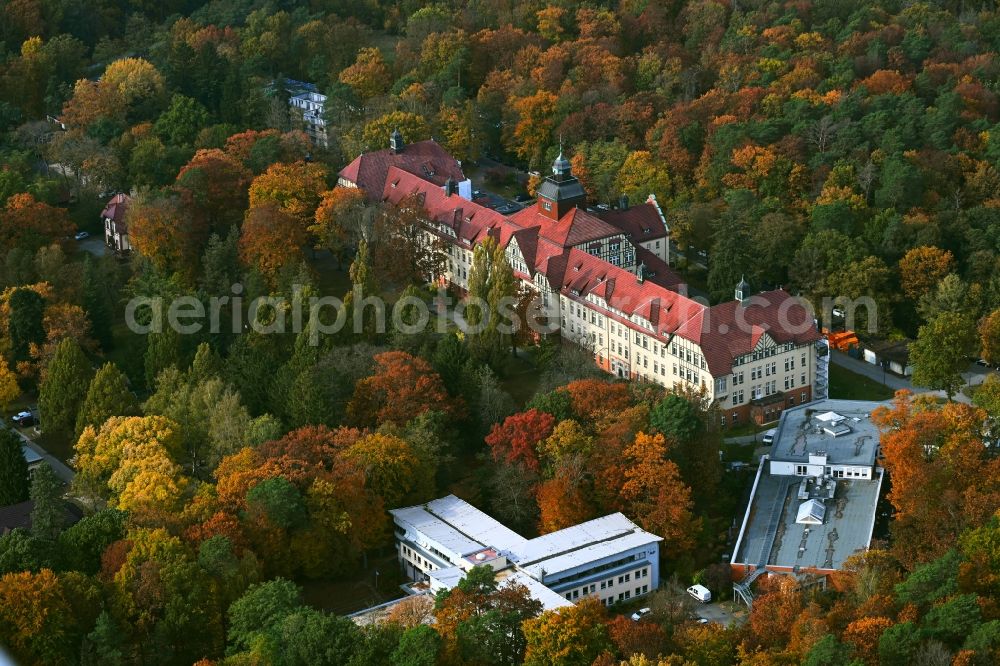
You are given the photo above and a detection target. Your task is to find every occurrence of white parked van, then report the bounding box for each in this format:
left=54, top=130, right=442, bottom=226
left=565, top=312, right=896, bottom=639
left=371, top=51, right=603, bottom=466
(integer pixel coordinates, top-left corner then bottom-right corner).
left=761, top=429, right=777, bottom=445
left=687, top=584, right=712, bottom=603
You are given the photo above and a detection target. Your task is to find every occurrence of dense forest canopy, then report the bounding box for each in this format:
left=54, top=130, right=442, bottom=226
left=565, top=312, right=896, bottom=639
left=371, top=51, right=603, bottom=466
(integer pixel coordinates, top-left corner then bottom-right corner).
left=0, top=1, right=999, bottom=664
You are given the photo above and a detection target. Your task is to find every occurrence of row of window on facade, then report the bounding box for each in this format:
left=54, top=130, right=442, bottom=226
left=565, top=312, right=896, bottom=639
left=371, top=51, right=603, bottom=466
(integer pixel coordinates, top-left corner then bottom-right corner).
left=400, top=543, right=435, bottom=572
left=601, top=586, right=649, bottom=606
left=795, top=465, right=869, bottom=479
left=718, top=391, right=808, bottom=426
left=734, top=342, right=798, bottom=366
left=563, top=567, right=650, bottom=601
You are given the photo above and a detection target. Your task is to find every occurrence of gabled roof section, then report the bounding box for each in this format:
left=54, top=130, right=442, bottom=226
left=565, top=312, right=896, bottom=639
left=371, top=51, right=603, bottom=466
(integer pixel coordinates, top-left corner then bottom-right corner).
left=557, top=248, right=705, bottom=337
left=340, top=140, right=466, bottom=197
left=677, top=289, right=822, bottom=376
left=381, top=166, right=505, bottom=246
left=509, top=206, right=622, bottom=247
left=596, top=200, right=667, bottom=241
left=101, top=193, right=130, bottom=226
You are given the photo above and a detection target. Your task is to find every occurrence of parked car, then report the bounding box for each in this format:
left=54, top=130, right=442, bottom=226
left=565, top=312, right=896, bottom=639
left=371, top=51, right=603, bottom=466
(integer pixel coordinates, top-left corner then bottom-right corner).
left=762, top=428, right=777, bottom=445
left=74, top=231, right=89, bottom=240
left=630, top=607, right=652, bottom=622
left=11, top=411, right=34, bottom=427
left=976, top=358, right=992, bottom=368
left=687, top=585, right=712, bottom=603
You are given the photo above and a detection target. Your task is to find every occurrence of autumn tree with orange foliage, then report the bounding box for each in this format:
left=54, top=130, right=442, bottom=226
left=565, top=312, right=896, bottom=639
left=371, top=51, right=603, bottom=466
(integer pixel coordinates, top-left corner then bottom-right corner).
left=899, top=246, right=956, bottom=301
left=563, top=378, right=632, bottom=421
left=208, top=426, right=388, bottom=577
left=223, top=129, right=311, bottom=172
left=536, top=474, right=596, bottom=534
left=174, top=149, right=252, bottom=231
left=857, top=69, right=911, bottom=95
left=0, top=193, right=75, bottom=253
left=507, top=90, right=559, bottom=166
left=126, top=194, right=204, bottom=279
left=0, top=569, right=101, bottom=665
left=620, top=432, right=699, bottom=558
left=239, top=203, right=308, bottom=279
left=872, top=392, right=1000, bottom=567
left=347, top=351, right=455, bottom=427
left=522, top=597, right=612, bottom=666
left=434, top=565, right=542, bottom=666
left=747, top=577, right=804, bottom=650
left=310, top=187, right=368, bottom=262
left=339, top=47, right=391, bottom=99
left=606, top=615, right=669, bottom=660
left=842, top=616, right=895, bottom=665
left=248, top=161, right=328, bottom=230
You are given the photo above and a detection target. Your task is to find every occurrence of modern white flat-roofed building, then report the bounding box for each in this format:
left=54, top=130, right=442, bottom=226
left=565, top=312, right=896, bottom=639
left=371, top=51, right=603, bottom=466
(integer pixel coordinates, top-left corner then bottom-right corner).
left=731, top=399, right=889, bottom=605
left=390, top=495, right=661, bottom=610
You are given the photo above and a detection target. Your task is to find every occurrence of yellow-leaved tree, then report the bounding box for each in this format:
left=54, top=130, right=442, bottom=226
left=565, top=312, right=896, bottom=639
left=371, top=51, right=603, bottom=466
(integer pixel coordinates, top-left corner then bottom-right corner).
left=74, top=416, right=188, bottom=520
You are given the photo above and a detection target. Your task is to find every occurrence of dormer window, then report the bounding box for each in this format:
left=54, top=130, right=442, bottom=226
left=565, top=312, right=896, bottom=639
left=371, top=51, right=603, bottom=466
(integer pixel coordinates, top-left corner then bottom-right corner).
left=541, top=200, right=552, bottom=211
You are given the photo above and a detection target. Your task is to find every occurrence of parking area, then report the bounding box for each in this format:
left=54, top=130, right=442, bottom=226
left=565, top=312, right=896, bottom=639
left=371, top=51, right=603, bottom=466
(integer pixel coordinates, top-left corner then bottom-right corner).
left=694, top=600, right=744, bottom=626
left=75, top=234, right=106, bottom=257
left=633, top=585, right=748, bottom=628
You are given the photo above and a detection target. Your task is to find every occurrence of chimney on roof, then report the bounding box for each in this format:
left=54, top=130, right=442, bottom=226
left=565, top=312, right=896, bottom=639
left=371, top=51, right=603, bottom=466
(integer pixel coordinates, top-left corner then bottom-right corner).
left=619, top=194, right=629, bottom=210
left=444, top=177, right=457, bottom=196
left=637, top=261, right=647, bottom=284
left=390, top=128, right=404, bottom=154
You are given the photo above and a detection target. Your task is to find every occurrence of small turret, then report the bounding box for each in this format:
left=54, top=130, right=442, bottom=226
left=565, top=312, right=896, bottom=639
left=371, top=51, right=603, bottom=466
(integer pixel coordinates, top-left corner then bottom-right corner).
left=736, top=275, right=751, bottom=305
left=619, top=194, right=629, bottom=210
left=390, top=128, right=404, bottom=154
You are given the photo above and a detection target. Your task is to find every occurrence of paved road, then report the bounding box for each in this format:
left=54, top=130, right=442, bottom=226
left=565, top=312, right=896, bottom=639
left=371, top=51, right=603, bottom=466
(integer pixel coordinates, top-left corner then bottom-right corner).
left=829, top=350, right=992, bottom=405
left=3, top=423, right=75, bottom=483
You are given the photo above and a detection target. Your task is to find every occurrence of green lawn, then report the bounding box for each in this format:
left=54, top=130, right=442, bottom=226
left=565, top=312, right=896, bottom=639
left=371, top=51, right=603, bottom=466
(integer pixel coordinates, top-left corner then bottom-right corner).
left=828, top=363, right=895, bottom=401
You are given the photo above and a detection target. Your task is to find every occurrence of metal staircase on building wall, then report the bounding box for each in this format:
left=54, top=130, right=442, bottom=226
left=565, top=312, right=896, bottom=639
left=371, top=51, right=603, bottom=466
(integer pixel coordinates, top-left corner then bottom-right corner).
left=733, top=567, right=767, bottom=607
left=732, top=474, right=793, bottom=609
left=813, top=339, right=830, bottom=401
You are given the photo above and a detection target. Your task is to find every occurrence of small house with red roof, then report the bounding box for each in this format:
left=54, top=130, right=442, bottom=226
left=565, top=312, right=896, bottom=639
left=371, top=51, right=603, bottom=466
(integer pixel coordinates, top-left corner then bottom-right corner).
left=101, top=192, right=131, bottom=253
left=342, top=135, right=823, bottom=427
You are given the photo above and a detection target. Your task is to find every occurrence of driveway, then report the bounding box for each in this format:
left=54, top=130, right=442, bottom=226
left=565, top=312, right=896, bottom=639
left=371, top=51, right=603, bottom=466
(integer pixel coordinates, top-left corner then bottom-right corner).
left=75, top=235, right=106, bottom=257
left=830, top=350, right=992, bottom=405
left=695, top=600, right=746, bottom=626
left=2, top=422, right=75, bottom=484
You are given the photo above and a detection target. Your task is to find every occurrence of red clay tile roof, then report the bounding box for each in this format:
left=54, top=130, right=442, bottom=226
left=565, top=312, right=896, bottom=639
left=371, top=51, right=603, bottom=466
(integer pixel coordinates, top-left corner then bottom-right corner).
left=508, top=205, right=623, bottom=247
left=676, top=290, right=822, bottom=375
left=596, top=199, right=667, bottom=241
left=339, top=140, right=466, bottom=197
left=101, top=193, right=130, bottom=228
left=634, top=246, right=684, bottom=291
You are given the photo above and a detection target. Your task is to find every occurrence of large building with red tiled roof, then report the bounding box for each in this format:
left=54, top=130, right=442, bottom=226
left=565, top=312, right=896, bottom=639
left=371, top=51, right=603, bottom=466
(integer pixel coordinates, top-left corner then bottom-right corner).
left=338, top=132, right=471, bottom=198
left=340, top=135, right=826, bottom=426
